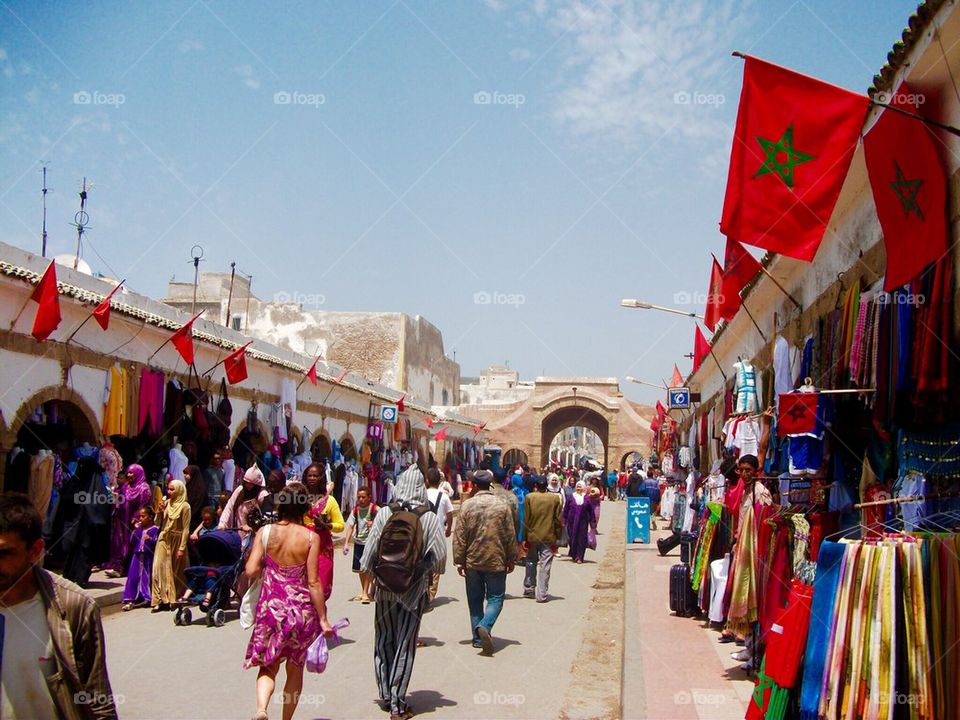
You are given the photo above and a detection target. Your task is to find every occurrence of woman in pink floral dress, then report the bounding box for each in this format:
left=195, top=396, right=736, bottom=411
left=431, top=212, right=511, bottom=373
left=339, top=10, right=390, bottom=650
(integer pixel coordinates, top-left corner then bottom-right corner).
left=244, top=483, right=333, bottom=720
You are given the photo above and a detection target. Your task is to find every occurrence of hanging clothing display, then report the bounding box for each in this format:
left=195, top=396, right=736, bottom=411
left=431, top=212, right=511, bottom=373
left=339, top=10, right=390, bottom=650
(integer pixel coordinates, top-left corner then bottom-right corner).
left=102, top=363, right=128, bottom=437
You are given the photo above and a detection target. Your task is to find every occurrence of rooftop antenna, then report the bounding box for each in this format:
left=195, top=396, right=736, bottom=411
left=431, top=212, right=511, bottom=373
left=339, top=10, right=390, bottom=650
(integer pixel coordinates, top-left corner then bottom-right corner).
left=40, top=164, right=50, bottom=257
left=189, top=245, right=205, bottom=315
left=69, top=177, right=91, bottom=270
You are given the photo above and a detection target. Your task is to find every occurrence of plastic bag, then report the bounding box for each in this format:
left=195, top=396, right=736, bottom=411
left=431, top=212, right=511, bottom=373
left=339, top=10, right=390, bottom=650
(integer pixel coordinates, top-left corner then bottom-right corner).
left=587, top=528, right=597, bottom=551
left=306, top=617, right=350, bottom=674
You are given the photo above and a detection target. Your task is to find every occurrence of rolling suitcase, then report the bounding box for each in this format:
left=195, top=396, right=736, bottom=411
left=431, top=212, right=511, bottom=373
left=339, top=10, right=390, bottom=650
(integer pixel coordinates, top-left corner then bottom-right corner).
left=669, top=563, right=697, bottom=617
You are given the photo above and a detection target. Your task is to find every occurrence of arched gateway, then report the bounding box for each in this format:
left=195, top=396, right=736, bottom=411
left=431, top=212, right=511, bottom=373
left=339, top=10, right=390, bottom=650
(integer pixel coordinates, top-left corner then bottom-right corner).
left=460, top=378, right=653, bottom=472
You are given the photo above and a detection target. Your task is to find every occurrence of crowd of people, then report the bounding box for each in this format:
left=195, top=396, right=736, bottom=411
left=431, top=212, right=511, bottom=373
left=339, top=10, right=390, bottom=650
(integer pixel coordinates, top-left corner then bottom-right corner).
left=0, top=450, right=624, bottom=720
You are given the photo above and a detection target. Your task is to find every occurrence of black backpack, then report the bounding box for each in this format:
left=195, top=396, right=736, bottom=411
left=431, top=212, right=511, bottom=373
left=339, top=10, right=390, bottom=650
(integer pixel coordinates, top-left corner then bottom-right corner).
left=372, top=502, right=431, bottom=594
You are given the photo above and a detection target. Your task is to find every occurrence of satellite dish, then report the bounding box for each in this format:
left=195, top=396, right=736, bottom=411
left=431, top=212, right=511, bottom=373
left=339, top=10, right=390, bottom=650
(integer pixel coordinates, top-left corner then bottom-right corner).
left=53, top=254, right=92, bottom=275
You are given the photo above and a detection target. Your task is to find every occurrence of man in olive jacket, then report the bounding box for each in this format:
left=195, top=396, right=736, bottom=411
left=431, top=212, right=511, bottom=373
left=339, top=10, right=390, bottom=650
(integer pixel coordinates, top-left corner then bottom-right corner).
left=522, top=476, right=563, bottom=602
left=452, top=466, right=516, bottom=655
left=0, top=493, right=117, bottom=720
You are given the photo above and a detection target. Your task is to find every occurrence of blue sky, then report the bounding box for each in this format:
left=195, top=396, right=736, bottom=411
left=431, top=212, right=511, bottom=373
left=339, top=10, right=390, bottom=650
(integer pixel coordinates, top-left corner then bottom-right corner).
left=0, top=0, right=919, bottom=405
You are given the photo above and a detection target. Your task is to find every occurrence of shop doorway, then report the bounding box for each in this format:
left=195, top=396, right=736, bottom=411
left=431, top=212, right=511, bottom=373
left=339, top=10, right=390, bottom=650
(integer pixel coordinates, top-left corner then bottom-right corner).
left=502, top=448, right=529, bottom=468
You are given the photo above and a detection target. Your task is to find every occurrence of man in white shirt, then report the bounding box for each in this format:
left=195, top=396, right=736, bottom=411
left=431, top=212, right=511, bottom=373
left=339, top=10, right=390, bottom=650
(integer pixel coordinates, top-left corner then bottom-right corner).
left=0, top=493, right=117, bottom=720
left=424, top=467, right=454, bottom=606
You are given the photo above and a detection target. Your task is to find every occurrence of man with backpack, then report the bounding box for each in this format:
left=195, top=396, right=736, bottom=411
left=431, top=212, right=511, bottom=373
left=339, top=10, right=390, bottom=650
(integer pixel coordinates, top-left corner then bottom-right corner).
left=452, top=465, right=517, bottom=656
left=424, top=468, right=454, bottom=606
left=360, top=465, right=446, bottom=720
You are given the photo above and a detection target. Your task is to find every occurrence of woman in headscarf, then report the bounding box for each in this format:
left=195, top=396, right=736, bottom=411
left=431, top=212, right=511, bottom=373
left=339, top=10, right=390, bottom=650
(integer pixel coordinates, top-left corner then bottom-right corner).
left=360, top=465, right=446, bottom=720
left=303, top=462, right=344, bottom=600
left=562, top=481, right=596, bottom=564
left=103, top=463, right=152, bottom=578
left=151, top=478, right=191, bottom=611
left=218, top=465, right=269, bottom=541
left=546, top=473, right=566, bottom=511
left=46, top=457, right=112, bottom=586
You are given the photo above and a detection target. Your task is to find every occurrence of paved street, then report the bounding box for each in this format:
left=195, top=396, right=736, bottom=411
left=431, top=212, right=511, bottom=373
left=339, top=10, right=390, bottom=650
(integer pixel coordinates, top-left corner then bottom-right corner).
left=103, top=504, right=621, bottom=720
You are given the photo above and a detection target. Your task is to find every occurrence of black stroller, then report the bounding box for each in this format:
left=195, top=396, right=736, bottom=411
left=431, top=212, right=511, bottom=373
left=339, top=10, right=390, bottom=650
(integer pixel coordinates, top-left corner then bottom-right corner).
left=174, top=529, right=244, bottom=627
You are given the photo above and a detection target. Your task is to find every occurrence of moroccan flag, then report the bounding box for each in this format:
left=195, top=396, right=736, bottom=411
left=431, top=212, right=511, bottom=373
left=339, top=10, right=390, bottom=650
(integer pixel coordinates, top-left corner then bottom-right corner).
left=434, top=428, right=447, bottom=441
left=777, top=392, right=818, bottom=436
left=169, top=310, right=203, bottom=366
left=305, top=356, right=319, bottom=386
left=864, top=83, right=948, bottom=291
left=693, top=325, right=710, bottom=373
left=397, top=395, right=405, bottom=412
left=720, top=56, right=870, bottom=261
left=224, top=341, right=252, bottom=384
left=670, top=365, right=683, bottom=388
left=333, top=368, right=348, bottom=384
left=704, top=256, right=725, bottom=331
left=30, top=261, right=61, bottom=341
left=424, top=416, right=435, bottom=429
left=92, top=282, right=123, bottom=331
left=655, top=401, right=667, bottom=417
left=722, top=238, right=762, bottom=321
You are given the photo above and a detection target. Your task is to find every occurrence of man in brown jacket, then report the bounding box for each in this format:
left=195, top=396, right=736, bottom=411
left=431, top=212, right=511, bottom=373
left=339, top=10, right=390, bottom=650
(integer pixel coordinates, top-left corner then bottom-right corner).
left=0, top=493, right=117, bottom=720
left=452, top=465, right=516, bottom=655
left=522, top=476, right=563, bottom=602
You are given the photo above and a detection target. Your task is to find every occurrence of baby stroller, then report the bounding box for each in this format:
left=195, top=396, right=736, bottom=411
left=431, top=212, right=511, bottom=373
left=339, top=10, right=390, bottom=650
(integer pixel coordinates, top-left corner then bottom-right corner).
left=174, top=530, right=244, bottom=627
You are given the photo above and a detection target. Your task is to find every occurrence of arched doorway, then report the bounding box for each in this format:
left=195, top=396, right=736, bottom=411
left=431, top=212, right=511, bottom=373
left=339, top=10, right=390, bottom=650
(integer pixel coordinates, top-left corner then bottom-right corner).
left=502, top=448, right=529, bottom=469
left=540, top=404, right=610, bottom=470
left=4, top=389, right=100, bottom=494
left=310, top=432, right=332, bottom=462
left=620, top=451, right=644, bottom=470
left=340, top=435, right=358, bottom=462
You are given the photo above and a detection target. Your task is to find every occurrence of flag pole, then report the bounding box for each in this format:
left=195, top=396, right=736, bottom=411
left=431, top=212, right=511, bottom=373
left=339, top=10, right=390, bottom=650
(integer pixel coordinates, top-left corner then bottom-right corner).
left=201, top=340, right=252, bottom=377
left=709, top=348, right=728, bottom=381
left=740, top=301, right=768, bottom=342
left=757, top=265, right=802, bottom=310
left=64, top=279, right=125, bottom=345
left=148, top=309, right=204, bottom=361
left=296, top=356, right=321, bottom=391
left=870, top=99, right=960, bottom=138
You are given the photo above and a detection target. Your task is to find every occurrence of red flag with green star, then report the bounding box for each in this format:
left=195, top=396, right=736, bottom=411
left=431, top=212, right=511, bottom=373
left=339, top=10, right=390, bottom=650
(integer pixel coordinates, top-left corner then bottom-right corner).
left=721, top=238, right=762, bottom=321
left=720, top=56, right=869, bottom=262
left=863, top=83, right=947, bottom=291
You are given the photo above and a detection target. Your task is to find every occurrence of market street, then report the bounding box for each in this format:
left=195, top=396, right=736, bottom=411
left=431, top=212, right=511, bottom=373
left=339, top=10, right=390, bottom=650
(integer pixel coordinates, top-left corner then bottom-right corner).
left=102, top=503, right=622, bottom=720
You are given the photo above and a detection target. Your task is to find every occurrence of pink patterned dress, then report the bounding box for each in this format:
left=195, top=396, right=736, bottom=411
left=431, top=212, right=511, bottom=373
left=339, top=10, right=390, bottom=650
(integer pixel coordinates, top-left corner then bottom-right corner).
left=243, top=537, right=321, bottom=668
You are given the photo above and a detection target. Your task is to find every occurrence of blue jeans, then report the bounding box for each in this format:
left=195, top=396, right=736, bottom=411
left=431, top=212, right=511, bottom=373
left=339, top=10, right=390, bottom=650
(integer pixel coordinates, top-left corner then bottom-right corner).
left=464, top=570, right=506, bottom=640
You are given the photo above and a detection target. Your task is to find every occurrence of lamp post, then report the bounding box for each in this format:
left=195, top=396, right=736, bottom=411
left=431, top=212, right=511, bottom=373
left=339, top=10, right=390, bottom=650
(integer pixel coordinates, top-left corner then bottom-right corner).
left=624, top=376, right=667, bottom=390
left=620, top=298, right=704, bottom=320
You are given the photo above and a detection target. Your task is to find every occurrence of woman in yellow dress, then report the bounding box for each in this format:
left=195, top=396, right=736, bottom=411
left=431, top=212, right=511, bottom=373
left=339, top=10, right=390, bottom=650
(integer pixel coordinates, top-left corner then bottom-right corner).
left=151, top=478, right=191, bottom=611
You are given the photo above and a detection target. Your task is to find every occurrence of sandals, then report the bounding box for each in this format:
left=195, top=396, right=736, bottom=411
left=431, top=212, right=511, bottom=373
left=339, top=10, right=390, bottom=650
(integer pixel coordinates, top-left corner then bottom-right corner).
left=121, top=603, right=133, bottom=612
left=350, top=594, right=364, bottom=602
left=252, top=711, right=268, bottom=720
left=361, top=596, right=371, bottom=604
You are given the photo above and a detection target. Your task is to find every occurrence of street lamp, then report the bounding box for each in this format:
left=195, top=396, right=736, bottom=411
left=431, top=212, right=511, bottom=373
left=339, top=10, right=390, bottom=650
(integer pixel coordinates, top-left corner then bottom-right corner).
left=621, top=298, right=704, bottom=320
left=624, top=376, right=668, bottom=390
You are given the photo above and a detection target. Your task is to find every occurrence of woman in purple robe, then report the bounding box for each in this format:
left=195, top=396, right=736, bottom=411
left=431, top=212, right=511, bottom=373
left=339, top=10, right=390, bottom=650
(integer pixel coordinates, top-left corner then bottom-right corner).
left=563, top=481, right=596, bottom=563
left=104, top=463, right=153, bottom=577
left=122, top=506, right=159, bottom=610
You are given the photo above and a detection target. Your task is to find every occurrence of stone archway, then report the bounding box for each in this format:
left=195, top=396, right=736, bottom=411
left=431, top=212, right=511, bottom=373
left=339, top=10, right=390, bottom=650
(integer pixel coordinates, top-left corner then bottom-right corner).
left=5, top=386, right=100, bottom=451
left=310, top=430, right=332, bottom=462
left=620, top=451, right=643, bottom=470
left=339, top=434, right=357, bottom=462
left=502, top=448, right=529, bottom=468
left=539, top=403, right=610, bottom=470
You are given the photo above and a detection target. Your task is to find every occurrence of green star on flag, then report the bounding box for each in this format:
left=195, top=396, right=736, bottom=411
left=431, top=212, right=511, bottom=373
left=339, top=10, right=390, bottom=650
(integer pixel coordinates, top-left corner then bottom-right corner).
left=753, top=125, right=815, bottom=189
left=889, top=160, right=924, bottom=220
